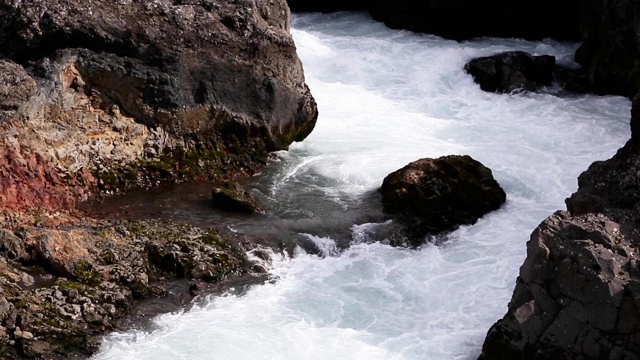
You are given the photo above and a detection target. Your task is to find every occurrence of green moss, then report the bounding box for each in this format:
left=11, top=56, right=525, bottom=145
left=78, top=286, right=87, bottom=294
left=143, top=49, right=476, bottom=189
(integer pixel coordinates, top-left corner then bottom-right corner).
left=201, top=230, right=225, bottom=248
left=73, top=260, right=102, bottom=286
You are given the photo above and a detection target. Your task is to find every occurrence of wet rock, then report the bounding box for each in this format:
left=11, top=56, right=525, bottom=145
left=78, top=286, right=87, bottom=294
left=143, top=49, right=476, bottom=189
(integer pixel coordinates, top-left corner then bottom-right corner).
left=211, top=181, right=260, bottom=214
left=464, top=51, right=556, bottom=93
left=379, top=155, right=506, bottom=244
left=0, top=0, right=317, bottom=211
left=481, top=97, right=640, bottom=358
left=480, top=210, right=640, bottom=359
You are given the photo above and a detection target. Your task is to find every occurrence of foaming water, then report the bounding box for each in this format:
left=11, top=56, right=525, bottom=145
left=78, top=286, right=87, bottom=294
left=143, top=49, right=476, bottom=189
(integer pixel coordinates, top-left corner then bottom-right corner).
left=94, top=12, right=631, bottom=360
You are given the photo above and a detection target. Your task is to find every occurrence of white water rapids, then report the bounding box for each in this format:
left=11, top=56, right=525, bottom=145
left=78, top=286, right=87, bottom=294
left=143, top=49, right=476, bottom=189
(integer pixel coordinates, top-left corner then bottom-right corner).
left=93, top=12, right=631, bottom=360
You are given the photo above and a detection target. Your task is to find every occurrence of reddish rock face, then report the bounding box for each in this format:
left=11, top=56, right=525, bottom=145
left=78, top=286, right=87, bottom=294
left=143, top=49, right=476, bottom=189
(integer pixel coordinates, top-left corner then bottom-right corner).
left=0, top=146, right=94, bottom=211
left=0, top=0, right=318, bottom=211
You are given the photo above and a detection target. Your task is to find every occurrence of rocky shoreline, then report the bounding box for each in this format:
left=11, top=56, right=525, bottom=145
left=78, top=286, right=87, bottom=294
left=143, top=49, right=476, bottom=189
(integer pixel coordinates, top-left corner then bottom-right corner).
left=0, top=0, right=316, bottom=358
left=2, top=0, right=640, bottom=358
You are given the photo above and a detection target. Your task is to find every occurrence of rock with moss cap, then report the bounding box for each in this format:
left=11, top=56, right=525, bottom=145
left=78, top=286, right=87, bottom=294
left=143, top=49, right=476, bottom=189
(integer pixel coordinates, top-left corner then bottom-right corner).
left=379, top=155, right=506, bottom=245
left=211, top=181, right=261, bottom=214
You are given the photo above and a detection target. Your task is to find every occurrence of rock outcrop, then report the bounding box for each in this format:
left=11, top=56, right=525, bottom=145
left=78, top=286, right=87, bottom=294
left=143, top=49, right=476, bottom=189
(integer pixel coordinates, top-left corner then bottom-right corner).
left=576, top=0, right=640, bottom=98
left=465, top=51, right=556, bottom=93
left=211, top=181, right=260, bottom=214
left=287, top=0, right=580, bottom=41
left=379, top=155, right=506, bottom=245
left=0, top=0, right=317, bottom=211
left=0, top=215, right=262, bottom=359
left=480, top=97, right=640, bottom=359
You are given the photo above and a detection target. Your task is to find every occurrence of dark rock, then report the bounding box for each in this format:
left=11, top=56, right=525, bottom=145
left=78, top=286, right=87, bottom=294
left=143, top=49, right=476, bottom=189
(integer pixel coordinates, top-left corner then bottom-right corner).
left=211, top=181, right=260, bottom=214
left=379, top=155, right=506, bottom=244
left=480, top=210, right=640, bottom=359
left=286, top=0, right=365, bottom=13
left=0, top=60, right=37, bottom=121
left=367, top=0, right=580, bottom=41
left=482, top=90, right=640, bottom=358
left=576, top=0, right=640, bottom=98
left=464, top=51, right=556, bottom=93
left=566, top=97, right=640, bottom=215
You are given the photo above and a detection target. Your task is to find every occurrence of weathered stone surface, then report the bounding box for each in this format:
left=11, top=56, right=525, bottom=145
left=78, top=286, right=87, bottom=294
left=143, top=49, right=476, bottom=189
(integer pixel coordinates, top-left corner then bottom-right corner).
left=211, top=181, right=260, bottom=214
left=0, top=0, right=317, bottom=211
left=480, top=210, right=640, bottom=359
left=481, top=88, right=640, bottom=359
left=465, top=51, right=556, bottom=93
left=0, top=217, right=267, bottom=359
left=379, top=155, right=506, bottom=244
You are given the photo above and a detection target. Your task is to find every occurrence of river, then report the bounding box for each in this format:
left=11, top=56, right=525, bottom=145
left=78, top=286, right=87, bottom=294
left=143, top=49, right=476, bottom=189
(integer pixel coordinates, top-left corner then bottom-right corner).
left=92, top=12, right=631, bottom=360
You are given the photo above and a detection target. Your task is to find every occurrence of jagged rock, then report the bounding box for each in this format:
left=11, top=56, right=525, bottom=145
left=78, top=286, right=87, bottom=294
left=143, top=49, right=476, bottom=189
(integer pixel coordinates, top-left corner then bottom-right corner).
left=379, top=155, right=506, bottom=244
left=464, top=52, right=556, bottom=93
left=480, top=210, right=640, bottom=359
left=211, top=181, right=260, bottom=214
left=0, top=0, right=317, bottom=210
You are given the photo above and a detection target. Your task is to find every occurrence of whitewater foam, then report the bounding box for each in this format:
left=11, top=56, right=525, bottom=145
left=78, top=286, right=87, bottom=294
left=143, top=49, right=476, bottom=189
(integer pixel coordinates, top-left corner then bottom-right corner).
left=93, top=12, right=631, bottom=360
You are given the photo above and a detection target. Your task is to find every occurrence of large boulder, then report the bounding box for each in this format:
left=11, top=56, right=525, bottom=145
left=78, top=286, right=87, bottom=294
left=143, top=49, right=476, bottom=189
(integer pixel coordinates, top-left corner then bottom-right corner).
left=379, top=155, right=506, bottom=244
left=465, top=51, right=556, bottom=93
left=481, top=210, right=640, bottom=360
left=481, top=85, right=640, bottom=359
left=0, top=0, right=317, bottom=210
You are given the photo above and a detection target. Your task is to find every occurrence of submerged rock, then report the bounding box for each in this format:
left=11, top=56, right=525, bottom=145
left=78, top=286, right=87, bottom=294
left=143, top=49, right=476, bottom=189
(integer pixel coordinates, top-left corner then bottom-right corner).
left=211, top=181, right=260, bottom=214
left=379, top=155, right=506, bottom=244
left=464, top=51, right=556, bottom=93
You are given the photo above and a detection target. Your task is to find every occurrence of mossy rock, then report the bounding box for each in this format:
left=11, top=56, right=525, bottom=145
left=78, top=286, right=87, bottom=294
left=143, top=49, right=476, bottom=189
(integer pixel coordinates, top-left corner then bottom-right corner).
left=211, top=181, right=259, bottom=214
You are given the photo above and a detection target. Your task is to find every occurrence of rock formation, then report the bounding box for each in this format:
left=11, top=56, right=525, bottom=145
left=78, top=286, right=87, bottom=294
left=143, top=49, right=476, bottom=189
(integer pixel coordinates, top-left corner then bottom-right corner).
left=0, top=0, right=317, bottom=211
left=287, top=0, right=580, bottom=41
left=379, top=155, right=506, bottom=245
left=480, top=83, right=640, bottom=360
left=0, top=0, right=316, bottom=358
left=464, top=51, right=556, bottom=93
left=576, top=0, right=640, bottom=98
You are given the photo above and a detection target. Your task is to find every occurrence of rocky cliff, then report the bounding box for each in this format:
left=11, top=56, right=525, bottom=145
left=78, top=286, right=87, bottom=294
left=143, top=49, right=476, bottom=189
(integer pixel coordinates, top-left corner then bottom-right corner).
left=287, top=0, right=580, bottom=41
left=0, top=1, right=316, bottom=358
left=479, top=1, right=640, bottom=356
left=0, top=0, right=317, bottom=211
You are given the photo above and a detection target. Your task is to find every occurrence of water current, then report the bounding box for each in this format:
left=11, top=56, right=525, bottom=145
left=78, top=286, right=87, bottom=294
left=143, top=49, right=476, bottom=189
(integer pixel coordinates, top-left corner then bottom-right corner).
left=93, top=12, right=632, bottom=360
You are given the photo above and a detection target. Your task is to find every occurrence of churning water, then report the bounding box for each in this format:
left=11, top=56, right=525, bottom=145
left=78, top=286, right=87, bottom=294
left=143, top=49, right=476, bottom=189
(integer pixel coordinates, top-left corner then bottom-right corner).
left=93, top=12, right=631, bottom=360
